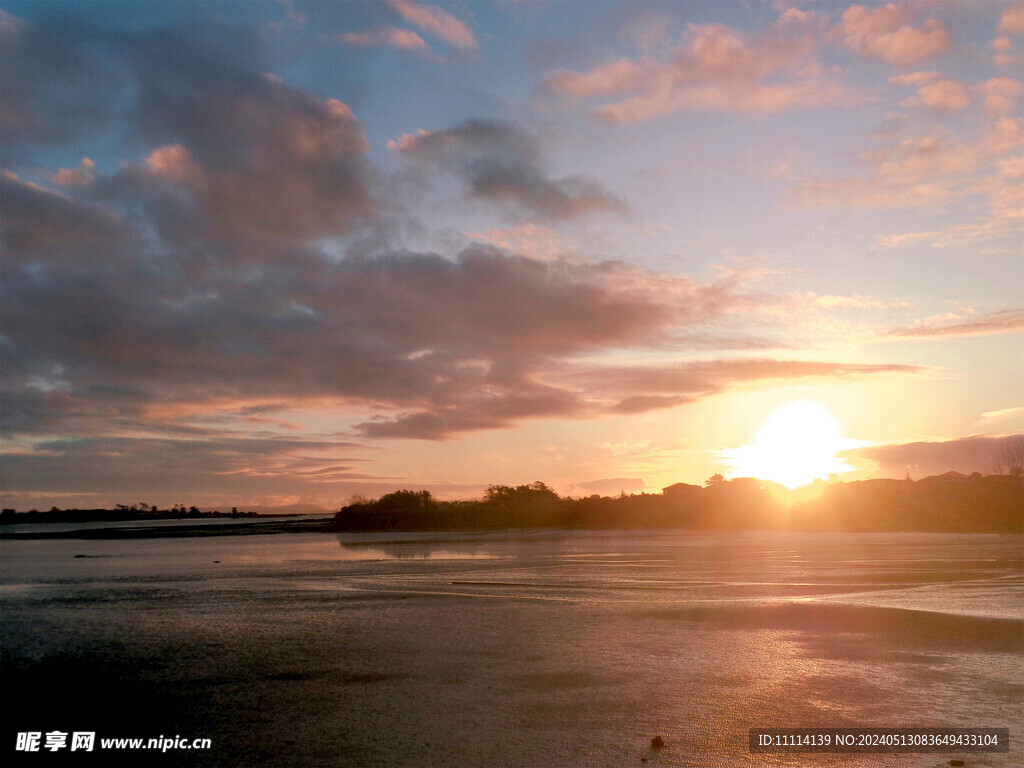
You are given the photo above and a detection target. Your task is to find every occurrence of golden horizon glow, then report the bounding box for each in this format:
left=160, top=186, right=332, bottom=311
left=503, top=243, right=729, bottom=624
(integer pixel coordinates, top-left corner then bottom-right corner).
left=720, top=401, right=861, bottom=489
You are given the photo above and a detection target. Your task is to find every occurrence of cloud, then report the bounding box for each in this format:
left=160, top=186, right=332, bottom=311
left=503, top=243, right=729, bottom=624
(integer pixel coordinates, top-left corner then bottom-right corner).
left=389, top=119, right=625, bottom=219
left=3, top=15, right=375, bottom=251
left=888, top=70, right=940, bottom=86
left=544, top=58, right=646, bottom=99
left=4, top=161, right=923, bottom=446
left=384, top=0, right=477, bottom=51
left=111, top=25, right=374, bottom=248
left=1, top=239, right=709, bottom=439
left=463, top=222, right=573, bottom=260
left=355, top=356, right=922, bottom=439
left=912, top=79, right=969, bottom=112
left=556, top=358, right=923, bottom=409
left=978, top=77, right=1023, bottom=116
left=1, top=172, right=135, bottom=265
left=0, top=435, right=374, bottom=506
left=999, top=6, right=1024, bottom=35
left=0, top=12, right=117, bottom=158
left=51, top=157, right=96, bottom=186
left=790, top=117, right=1024, bottom=218
left=979, top=406, right=1024, bottom=427
left=881, top=309, right=1024, bottom=338
left=340, top=27, right=429, bottom=52
left=545, top=22, right=854, bottom=123
left=845, top=434, right=1024, bottom=477
left=840, top=4, right=950, bottom=66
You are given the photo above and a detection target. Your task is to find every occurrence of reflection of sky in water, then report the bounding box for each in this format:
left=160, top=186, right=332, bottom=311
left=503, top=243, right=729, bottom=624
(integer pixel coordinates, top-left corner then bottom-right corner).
left=3, top=530, right=1021, bottom=619
left=2, top=530, right=1021, bottom=767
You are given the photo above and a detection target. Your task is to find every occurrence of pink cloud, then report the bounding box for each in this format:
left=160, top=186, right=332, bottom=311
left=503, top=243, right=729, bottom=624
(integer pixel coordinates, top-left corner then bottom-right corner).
left=999, top=6, right=1024, bottom=35
left=888, top=70, right=940, bottom=86
left=547, top=23, right=853, bottom=123
left=544, top=58, right=646, bottom=99
left=778, top=8, right=813, bottom=26
left=340, top=28, right=428, bottom=52
left=978, top=77, right=1023, bottom=116
left=385, top=0, right=477, bottom=51
left=915, top=79, right=969, bottom=112
left=790, top=116, right=1023, bottom=217
left=990, top=31, right=1022, bottom=68
left=840, top=4, right=950, bottom=66
left=978, top=116, right=1024, bottom=157
left=975, top=156, right=1024, bottom=222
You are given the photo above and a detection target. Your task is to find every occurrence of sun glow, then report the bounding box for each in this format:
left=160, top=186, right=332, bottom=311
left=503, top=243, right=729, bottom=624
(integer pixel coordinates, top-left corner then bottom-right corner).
left=720, top=401, right=861, bottom=489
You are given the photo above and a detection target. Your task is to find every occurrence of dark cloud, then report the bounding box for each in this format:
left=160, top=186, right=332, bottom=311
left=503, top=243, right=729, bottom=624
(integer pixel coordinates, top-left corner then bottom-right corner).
left=0, top=435, right=373, bottom=503
left=845, top=434, right=1024, bottom=477
left=356, top=381, right=586, bottom=439
left=2, top=236, right=718, bottom=439
left=2, top=12, right=374, bottom=250
left=1, top=172, right=136, bottom=265
left=110, top=24, right=374, bottom=249
left=0, top=12, right=119, bottom=158
left=4, top=160, right=926, bottom=443
left=390, top=119, right=625, bottom=219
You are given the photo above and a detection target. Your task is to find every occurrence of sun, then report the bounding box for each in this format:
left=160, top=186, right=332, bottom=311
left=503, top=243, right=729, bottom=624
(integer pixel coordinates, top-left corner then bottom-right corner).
left=720, top=401, right=858, bottom=489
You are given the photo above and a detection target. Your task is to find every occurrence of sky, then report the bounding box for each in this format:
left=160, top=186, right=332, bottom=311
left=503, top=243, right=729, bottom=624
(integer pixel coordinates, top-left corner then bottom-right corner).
left=1, top=0, right=1022, bottom=510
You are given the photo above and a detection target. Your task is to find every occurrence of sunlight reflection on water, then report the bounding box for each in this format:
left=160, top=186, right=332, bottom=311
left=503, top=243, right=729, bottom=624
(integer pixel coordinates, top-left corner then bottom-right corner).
left=1, top=530, right=1021, bottom=767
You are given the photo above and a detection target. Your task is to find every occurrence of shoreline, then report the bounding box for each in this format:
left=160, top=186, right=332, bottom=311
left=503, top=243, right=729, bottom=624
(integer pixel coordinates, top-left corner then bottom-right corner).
left=0, top=517, right=336, bottom=540
left=4, top=519, right=1023, bottom=541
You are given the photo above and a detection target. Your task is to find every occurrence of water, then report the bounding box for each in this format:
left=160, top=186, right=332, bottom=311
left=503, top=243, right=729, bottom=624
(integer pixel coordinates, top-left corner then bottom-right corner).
left=2, top=530, right=1021, bottom=767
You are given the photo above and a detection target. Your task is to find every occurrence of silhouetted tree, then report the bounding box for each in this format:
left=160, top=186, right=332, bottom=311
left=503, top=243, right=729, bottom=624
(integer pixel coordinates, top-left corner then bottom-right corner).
left=994, top=435, right=1024, bottom=477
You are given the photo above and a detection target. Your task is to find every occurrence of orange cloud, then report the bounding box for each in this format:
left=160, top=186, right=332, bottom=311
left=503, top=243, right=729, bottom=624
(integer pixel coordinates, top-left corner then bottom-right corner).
left=51, top=157, right=96, bottom=186
left=840, top=4, right=950, bottom=66
left=463, top=223, right=573, bottom=261
left=882, top=309, right=1024, bottom=338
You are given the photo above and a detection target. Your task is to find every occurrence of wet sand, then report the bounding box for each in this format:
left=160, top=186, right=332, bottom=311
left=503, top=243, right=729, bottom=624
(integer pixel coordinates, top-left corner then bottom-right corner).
left=2, top=530, right=1021, bottom=767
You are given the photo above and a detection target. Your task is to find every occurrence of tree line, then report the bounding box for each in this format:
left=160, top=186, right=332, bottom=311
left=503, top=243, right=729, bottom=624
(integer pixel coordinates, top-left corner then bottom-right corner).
left=334, top=474, right=1023, bottom=534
